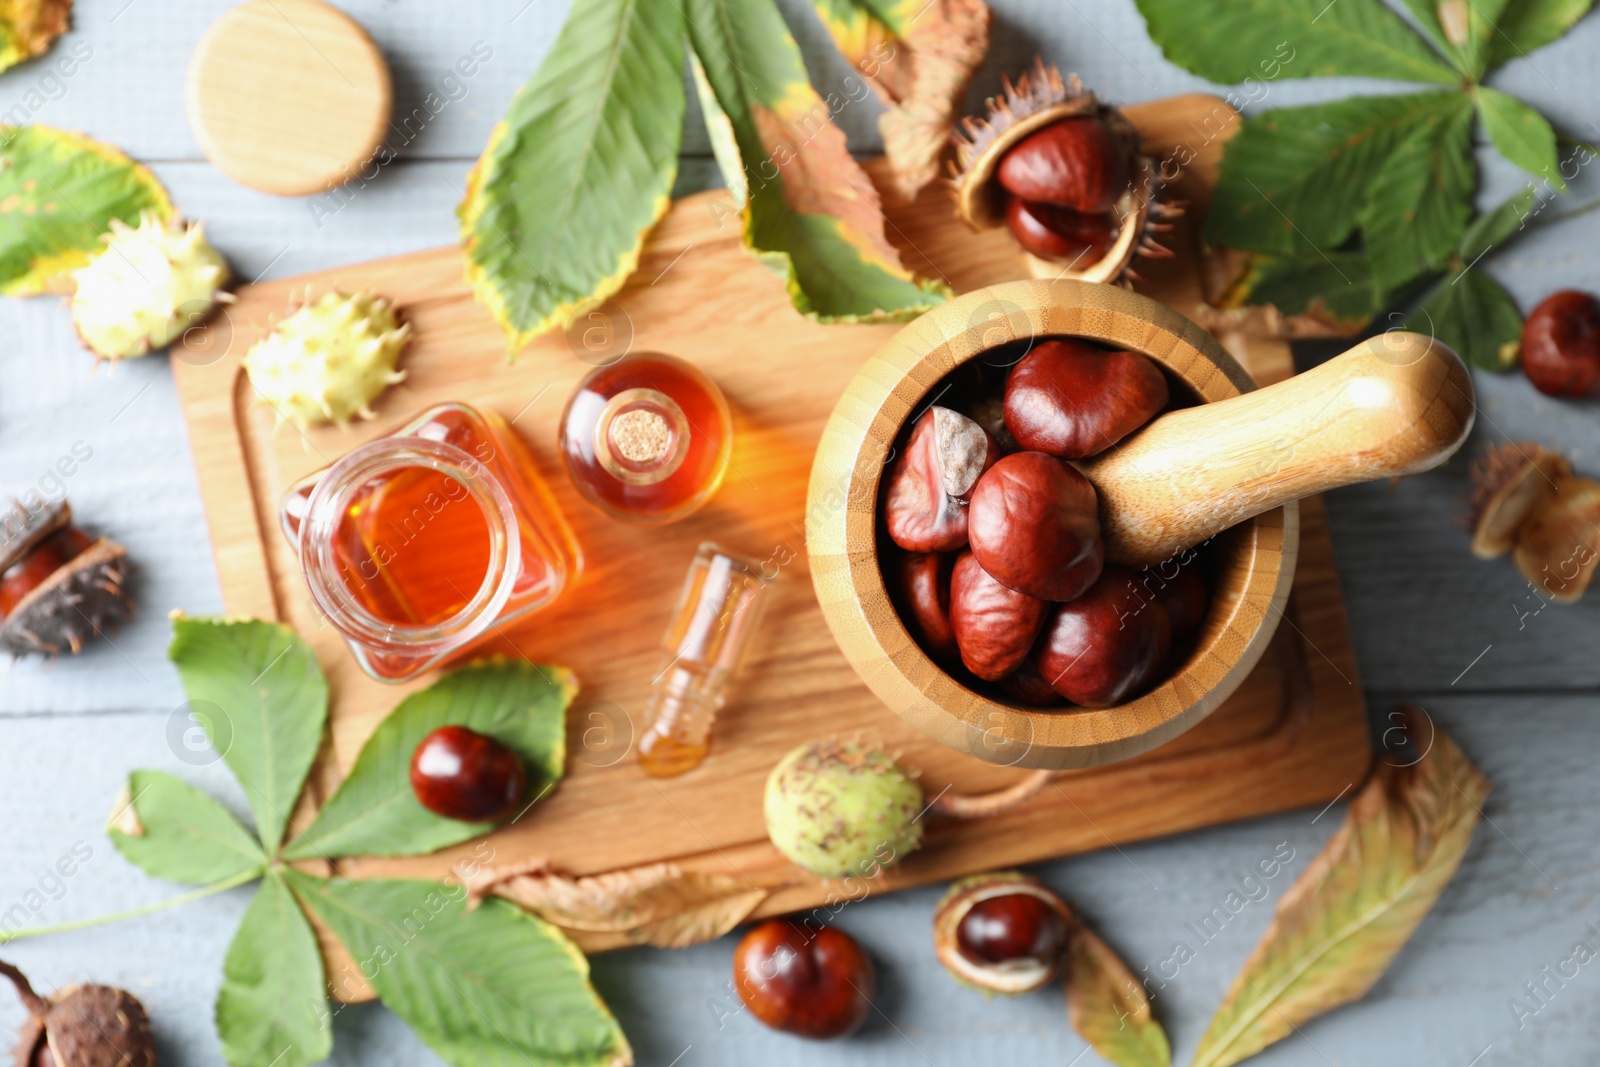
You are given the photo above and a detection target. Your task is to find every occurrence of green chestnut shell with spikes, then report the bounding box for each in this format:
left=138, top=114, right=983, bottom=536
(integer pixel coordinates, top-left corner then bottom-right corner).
left=242, top=290, right=411, bottom=430
left=70, top=212, right=229, bottom=360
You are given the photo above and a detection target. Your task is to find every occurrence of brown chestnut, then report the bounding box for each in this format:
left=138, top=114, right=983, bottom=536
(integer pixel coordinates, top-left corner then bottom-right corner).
left=884, top=405, right=1000, bottom=552
left=892, top=552, right=958, bottom=660
left=1003, top=339, right=1168, bottom=458
left=967, top=452, right=1103, bottom=601
left=1147, top=562, right=1209, bottom=636
left=958, top=894, right=1070, bottom=968
left=950, top=551, right=1047, bottom=680
left=1005, top=199, right=1118, bottom=265
left=1522, top=290, right=1600, bottom=397
left=996, top=658, right=1062, bottom=707
left=410, top=725, right=526, bottom=823
left=996, top=116, right=1130, bottom=214
left=1037, top=565, right=1171, bottom=707
left=733, top=920, right=875, bottom=1039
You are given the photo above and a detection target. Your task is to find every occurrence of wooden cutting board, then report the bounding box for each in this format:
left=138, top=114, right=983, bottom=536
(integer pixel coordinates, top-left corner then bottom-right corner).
left=170, top=94, right=1371, bottom=963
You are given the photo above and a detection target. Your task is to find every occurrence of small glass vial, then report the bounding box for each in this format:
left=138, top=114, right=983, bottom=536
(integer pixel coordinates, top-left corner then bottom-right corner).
left=559, top=352, right=732, bottom=523
left=637, top=543, right=772, bottom=777
left=280, top=402, right=581, bottom=683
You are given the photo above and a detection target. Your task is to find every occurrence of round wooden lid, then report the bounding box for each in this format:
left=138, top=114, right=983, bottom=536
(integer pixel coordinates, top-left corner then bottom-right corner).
left=186, top=0, right=392, bottom=197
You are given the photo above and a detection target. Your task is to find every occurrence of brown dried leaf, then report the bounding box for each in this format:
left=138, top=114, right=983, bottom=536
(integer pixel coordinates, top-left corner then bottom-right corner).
left=0, top=0, right=70, bottom=73
left=1192, top=708, right=1490, bottom=1067
left=1066, top=923, right=1171, bottom=1067
left=810, top=0, right=990, bottom=200
left=470, top=859, right=769, bottom=949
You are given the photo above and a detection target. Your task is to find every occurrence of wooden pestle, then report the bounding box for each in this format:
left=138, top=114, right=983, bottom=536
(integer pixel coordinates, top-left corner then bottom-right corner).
left=1078, top=332, right=1476, bottom=566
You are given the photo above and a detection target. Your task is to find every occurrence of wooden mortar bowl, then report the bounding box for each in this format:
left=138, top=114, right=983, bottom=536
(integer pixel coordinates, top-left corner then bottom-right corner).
left=807, top=280, right=1473, bottom=769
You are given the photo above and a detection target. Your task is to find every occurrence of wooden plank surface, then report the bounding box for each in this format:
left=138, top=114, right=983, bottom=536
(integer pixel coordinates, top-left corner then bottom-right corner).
left=167, top=95, right=1370, bottom=957
left=4, top=1, right=1599, bottom=1064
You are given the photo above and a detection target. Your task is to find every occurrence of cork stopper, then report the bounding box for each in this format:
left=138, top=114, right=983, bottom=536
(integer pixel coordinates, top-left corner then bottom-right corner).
left=610, top=409, right=673, bottom=465
left=595, top=388, right=690, bottom=485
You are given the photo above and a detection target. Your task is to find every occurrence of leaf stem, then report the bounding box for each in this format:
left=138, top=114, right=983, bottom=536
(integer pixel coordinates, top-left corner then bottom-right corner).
left=1530, top=194, right=1600, bottom=231
left=0, top=868, right=262, bottom=943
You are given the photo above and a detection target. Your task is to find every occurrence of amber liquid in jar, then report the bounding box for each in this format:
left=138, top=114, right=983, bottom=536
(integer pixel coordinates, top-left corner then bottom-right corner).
left=560, top=353, right=733, bottom=524
left=281, top=403, right=581, bottom=682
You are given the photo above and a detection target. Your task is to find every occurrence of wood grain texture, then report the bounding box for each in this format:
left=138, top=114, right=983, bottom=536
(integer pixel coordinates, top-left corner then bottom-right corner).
left=185, top=0, right=392, bottom=196
left=1082, top=331, right=1476, bottom=563
left=807, top=279, right=1298, bottom=769
left=167, top=96, right=1369, bottom=983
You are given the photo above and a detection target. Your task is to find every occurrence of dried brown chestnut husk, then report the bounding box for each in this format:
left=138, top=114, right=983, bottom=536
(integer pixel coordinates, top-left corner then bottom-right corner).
left=1003, top=338, right=1168, bottom=458
left=3, top=958, right=156, bottom=1067
left=1468, top=442, right=1571, bottom=559
left=884, top=406, right=1000, bottom=552
left=967, top=452, right=1103, bottom=601
left=949, top=551, right=1046, bottom=680
left=1037, top=565, right=1171, bottom=707
left=0, top=499, right=133, bottom=658
left=733, top=920, right=875, bottom=1039
left=891, top=552, right=958, bottom=660
left=1521, top=290, right=1600, bottom=397
left=933, top=872, right=1075, bottom=994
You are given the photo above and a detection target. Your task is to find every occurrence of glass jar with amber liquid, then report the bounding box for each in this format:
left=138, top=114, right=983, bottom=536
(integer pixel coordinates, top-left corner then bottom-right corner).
left=280, top=402, right=581, bottom=682
left=559, top=352, right=732, bottom=523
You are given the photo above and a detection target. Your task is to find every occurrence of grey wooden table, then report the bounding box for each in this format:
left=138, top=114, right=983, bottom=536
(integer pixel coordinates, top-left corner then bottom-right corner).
left=3, top=1, right=1598, bottom=1064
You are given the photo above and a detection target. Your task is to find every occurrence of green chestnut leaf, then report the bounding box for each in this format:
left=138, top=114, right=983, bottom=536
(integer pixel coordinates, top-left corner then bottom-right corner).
left=169, top=617, right=328, bottom=854
left=108, top=769, right=265, bottom=885
left=1486, top=0, right=1596, bottom=70
left=1476, top=87, right=1566, bottom=190
left=282, top=660, right=572, bottom=862
left=0, top=125, right=173, bottom=296
left=1133, top=0, right=1459, bottom=85
left=285, top=872, right=630, bottom=1067
left=216, top=871, right=331, bottom=1067
left=458, top=0, right=686, bottom=354
left=686, top=0, right=950, bottom=322
left=1407, top=265, right=1524, bottom=372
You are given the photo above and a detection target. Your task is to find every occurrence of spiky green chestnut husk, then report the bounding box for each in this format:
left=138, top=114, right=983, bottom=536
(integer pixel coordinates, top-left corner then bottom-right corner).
left=242, top=290, right=410, bottom=429
left=764, top=741, right=925, bottom=879
left=70, top=213, right=229, bottom=360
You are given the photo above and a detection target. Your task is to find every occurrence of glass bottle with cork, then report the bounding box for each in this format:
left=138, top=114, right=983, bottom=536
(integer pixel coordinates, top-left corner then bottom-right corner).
left=637, top=543, right=773, bottom=777
left=559, top=352, right=732, bottom=524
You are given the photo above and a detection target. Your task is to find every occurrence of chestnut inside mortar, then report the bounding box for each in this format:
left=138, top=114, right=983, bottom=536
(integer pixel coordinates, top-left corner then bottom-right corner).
left=879, top=335, right=1229, bottom=712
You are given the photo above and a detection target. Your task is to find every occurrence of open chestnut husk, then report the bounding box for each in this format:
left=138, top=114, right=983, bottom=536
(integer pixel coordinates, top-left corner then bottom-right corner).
left=950, top=550, right=1046, bottom=680
left=1003, top=338, right=1168, bottom=458
left=1036, top=565, right=1171, bottom=707
left=3, top=959, right=156, bottom=1067
left=967, top=452, right=1103, bottom=601
left=884, top=406, right=1000, bottom=552
left=952, top=61, right=1179, bottom=286
left=933, top=872, right=1075, bottom=994
left=0, top=499, right=133, bottom=658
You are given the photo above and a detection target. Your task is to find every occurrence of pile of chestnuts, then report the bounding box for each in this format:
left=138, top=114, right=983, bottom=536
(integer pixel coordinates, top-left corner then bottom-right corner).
left=881, top=337, right=1211, bottom=708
